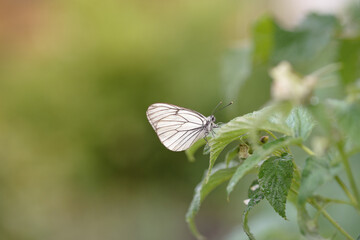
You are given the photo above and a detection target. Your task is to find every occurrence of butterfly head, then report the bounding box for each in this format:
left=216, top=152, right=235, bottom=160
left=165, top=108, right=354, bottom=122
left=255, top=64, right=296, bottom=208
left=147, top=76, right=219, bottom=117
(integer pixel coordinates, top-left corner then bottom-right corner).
left=206, top=115, right=217, bottom=131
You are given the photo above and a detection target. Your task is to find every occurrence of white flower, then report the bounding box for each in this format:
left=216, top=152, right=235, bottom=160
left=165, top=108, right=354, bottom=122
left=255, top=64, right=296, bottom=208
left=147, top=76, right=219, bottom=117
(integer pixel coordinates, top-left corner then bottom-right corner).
left=270, top=61, right=316, bottom=103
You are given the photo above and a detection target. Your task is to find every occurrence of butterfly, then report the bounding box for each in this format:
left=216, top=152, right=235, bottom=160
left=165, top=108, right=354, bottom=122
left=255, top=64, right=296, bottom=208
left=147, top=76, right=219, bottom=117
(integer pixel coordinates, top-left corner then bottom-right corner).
left=146, top=102, right=232, bottom=151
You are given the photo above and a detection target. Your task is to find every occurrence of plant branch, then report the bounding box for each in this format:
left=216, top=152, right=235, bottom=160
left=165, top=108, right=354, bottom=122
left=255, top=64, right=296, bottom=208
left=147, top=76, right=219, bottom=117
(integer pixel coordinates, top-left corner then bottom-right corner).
left=290, top=187, right=299, bottom=195
left=313, top=195, right=354, bottom=206
left=263, top=130, right=291, bottom=154
left=321, top=198, right=353, bottom=205
left=290, top=188, right=354, bottom=240
left=337, top=142, right=360, bottom=208
left=299, top=143, right=359, bottom=209
left=335, top=176, right=358, bottom=208
left=299, top=144, right=315, bottom=156
left=263, top=129, right=277, bottom=140
left=347, top=146, right=360, bottom=157
left=310, top=200, right=354, bottom=240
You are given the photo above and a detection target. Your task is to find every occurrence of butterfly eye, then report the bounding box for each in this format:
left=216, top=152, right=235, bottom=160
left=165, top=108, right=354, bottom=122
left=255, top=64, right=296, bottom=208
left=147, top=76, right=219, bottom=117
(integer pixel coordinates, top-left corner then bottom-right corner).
left=212, top=116, right=216, bottom=122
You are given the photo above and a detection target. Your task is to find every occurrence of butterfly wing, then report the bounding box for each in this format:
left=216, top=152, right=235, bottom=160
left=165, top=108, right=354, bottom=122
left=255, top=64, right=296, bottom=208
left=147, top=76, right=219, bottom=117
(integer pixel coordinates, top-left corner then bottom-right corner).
left=146, top=103, right=208, bottom=151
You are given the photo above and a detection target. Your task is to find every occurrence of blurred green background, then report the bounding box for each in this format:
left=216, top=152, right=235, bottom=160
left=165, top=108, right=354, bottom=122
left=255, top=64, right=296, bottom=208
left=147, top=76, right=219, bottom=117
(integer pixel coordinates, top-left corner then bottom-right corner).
left=0, top=0, right=358, bottom=240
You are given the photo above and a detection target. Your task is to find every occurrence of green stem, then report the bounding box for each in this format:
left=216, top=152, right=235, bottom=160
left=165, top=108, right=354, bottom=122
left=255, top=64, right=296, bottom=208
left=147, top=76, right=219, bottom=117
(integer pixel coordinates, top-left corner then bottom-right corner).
left=263, top=129, right=277, bottom=140
left=313, top=195, right=354, bottom=206
left=310, top=200, right=354, bottom=240
left=263, top=129, right=292, bottom=157
left=337, top=142, right=360, bottom=208
left=292, top=179, right=300, bottom=189
left=299, top=143, right=359, bottom=209
left=290, top=188, right=351, bottom=206
left=290, top=187, right=299, bottom=195
left=321, top=198, right=353, bottom=205
left=290, top=188, right=354, bottom=240
left=299, top=144, right=315, bottom=156
left=335, top=176, right=358, bottom=208
left=347, top=146, right=360, bottom=157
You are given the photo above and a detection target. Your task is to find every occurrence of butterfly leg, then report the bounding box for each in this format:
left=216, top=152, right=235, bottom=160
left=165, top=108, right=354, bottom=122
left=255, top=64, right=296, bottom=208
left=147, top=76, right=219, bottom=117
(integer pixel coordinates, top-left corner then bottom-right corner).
left=203, top=136, right=209, bottom=145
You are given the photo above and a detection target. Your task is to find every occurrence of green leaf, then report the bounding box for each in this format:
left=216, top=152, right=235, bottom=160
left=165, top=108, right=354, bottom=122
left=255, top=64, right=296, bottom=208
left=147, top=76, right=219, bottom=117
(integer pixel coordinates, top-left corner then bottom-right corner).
left=286, top=106, right=316, bottom=140
left=227, top=137, right=301, bottom=197
left=338, top=37, right=360, bottom=85
left=225, top=146, right=239, bottom=167
left=307, top=103, right=334, bottom=138
left=347, top=1, right=360, bottom=33
left=203, top=142, right=210, bottom=155
left=186, top=162, right=238, bottom=240
left=185, top=138, right=206, bottom=162
left=327, top=99, right=360, bottom=147
left=221, top=46, right=252, bottom=102
left=271, top=13, right=339, bottom=73
left=252, top=15, right=275, bottom=64
left=296, top=155, right=340, bottom=239
left=298, top=156, right=340, bottom=204
left=258, top=153, right=294, bottom=219
left=243, top=180, right=264, bottom=240
left=206, top=104, right=292, bottom=182
left=297, top=204, right=326, bottom=240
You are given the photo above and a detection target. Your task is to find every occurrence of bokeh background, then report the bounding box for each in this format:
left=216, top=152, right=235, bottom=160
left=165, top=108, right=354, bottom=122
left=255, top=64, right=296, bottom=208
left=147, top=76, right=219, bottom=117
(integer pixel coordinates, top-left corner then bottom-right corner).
left=0, top=0, right=358, bottom=240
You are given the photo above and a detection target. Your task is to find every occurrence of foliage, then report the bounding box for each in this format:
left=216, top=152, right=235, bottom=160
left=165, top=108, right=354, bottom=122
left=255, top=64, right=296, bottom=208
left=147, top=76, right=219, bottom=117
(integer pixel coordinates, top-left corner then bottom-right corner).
left=258, top=153, right=293, bottom=219
left=243, top=180, right=264, bottom=240
left=185, top=13, right=360, bottom=240
left=186, top=162, right=238, bottom=239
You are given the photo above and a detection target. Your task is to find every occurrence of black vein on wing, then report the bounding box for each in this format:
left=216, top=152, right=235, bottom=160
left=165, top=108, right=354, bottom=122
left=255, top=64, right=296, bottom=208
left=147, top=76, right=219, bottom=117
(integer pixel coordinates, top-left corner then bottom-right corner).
left=158, top=128, right=180, bottom=137
left=156, top=123, right=182, bottom=131
left=175, top=114, right=203, bottom=125
left=147, top=104, right=205, bottom=122
left=169, top=129, right=197, bottom=149
left=183, top=128, right=205, bottom=151
left=173, top=127, right=204, bottom=151
left=178, top=110, right=206, bottom=120
left=148, top=111, right=177, bottom=121
left=159, top=125, right=202, bottom=142
left=157, top=121, right=202, bottom=136
left=147, top=108, right=177, bottom=116
left=151, top=112, right=203, bottom=129
left=166, top=131, right=190, bottom=149
left=148, top=103, right=205, bottom=118
left=147, top=103, right=209, bottom=150
left=152, top=118, right=185, bottom=128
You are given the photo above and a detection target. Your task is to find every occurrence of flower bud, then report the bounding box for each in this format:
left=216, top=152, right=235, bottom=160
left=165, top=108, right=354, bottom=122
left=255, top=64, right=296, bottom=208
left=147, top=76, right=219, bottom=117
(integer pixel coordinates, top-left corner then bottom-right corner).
left=238, top=144, right=250, bottom=159
left=260, top=135, right=269, bottom=144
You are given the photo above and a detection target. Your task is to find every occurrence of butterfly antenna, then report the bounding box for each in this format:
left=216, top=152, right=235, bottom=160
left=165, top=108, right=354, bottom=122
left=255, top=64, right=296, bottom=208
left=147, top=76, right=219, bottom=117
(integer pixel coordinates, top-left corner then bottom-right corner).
left=211, top=101, right=223, bottom=115
left=213, top=101, right=233, bottom=114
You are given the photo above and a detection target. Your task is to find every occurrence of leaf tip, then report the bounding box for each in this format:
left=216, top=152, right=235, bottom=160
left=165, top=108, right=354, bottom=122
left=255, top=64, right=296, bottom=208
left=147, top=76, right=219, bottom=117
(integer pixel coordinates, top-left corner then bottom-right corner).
left=204, top=169, right=212, bottom=183
left=226, top=184, right=234, bottom=198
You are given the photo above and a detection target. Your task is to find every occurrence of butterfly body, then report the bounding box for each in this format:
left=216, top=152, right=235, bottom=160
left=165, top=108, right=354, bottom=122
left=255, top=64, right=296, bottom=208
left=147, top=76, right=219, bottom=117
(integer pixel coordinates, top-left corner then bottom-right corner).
left=146, top=103, right=217, bottom=151
left=204, top=115, right=217, bottom=135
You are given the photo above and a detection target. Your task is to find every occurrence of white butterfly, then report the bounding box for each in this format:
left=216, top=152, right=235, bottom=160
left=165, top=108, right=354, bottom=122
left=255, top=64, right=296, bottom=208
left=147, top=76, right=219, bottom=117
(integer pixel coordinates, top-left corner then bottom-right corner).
left=146, top=103, right=218, bottom=151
